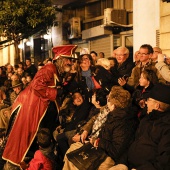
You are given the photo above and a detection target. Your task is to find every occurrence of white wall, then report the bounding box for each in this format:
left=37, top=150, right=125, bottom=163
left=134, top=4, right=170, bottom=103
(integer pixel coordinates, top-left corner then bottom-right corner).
left=133, top=0, right=160, bottom=53
left=51, top=11, right=63, bottom=47
left=0, top=42, right=15, bottom=66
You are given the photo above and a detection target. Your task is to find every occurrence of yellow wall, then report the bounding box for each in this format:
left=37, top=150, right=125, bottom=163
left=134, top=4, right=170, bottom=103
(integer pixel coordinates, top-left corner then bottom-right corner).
left=0, top=37, right=15, bottom=66
left=160, top=1, right=170, bottom=57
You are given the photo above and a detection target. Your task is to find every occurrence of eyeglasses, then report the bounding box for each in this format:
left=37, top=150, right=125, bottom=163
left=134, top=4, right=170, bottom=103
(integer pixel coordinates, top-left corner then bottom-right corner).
left=137, top=53, right=149, bottom=56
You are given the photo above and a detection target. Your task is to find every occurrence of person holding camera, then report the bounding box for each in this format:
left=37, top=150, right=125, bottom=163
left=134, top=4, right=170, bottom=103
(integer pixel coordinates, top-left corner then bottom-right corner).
left=155, top=54, right=170, bottom=83
left=110, top=46, right=134, bottom=85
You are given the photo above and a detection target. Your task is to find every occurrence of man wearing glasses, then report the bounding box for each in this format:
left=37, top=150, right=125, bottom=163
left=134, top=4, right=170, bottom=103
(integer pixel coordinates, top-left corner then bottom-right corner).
left=128, top=83, right=170, bottom=170
left=110, top=46, right=134, bottom=85
left=118, top=44, right=164, bottom=89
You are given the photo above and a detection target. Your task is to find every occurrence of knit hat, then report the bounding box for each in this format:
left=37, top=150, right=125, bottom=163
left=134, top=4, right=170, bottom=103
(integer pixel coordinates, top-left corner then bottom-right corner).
left=149, top=83, right=170, bottom=104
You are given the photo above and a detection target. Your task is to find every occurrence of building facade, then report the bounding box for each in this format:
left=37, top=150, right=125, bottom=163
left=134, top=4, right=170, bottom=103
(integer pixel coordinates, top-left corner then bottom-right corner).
left=0, top=0, right=170, bottom=66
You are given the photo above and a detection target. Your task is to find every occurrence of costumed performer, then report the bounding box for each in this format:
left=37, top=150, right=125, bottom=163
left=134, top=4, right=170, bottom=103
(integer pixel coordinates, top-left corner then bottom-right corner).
left=1, top=63, right=59, bottom=168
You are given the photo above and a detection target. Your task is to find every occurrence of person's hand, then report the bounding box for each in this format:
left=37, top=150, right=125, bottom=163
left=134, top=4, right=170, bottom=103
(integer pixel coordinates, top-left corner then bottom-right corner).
left=80, top=130, right=88, bottom=143
left=89, top=137, right=94, bottom=145
left=139, top=99, right=146, bottom=108
left=93, top=138, right=100, bottom=147
left=118, top=77, right=127, bottom=86
left=20, top=161, right=29, bottom=169
left=72, top=133, right=81, bottom=142
left=54, top=73, right=60, bottom=83
left=89, top=137, right=99, bottom=147
left=157, top=54, right=165, bottom=62
left=56, top=125, right=62, bottom=133
left=56, top=125, right=62, bottom=131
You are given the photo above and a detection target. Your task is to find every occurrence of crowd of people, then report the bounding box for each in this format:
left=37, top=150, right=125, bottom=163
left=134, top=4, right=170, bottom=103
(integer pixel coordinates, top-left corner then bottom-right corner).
left=0, top=44, right=170, bottom=170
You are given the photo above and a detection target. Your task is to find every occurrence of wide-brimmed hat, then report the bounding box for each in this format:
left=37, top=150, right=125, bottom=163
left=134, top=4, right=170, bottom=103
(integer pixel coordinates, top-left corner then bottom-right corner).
left=11, top=80, right=22, bottom=88
left=52, top=44, right=78, bottom=60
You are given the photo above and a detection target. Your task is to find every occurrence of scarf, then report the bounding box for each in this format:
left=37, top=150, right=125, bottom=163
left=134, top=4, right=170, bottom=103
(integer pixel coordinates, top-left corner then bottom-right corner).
left=82, top=69, right=94, bottom=90
left=90, top=105, right=110, bottom=139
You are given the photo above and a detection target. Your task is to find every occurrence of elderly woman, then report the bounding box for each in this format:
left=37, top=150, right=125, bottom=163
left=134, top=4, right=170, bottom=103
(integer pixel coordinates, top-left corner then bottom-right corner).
left=63, top=86, right=138, bottom=170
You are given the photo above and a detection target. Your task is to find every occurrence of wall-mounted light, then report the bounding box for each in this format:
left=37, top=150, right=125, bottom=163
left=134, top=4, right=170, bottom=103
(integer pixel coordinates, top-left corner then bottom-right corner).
left=43, top=34, right=51, bottom=39
left=26, top=41, right=32, bottom=46
left=18, top=44, right=24, bottom=49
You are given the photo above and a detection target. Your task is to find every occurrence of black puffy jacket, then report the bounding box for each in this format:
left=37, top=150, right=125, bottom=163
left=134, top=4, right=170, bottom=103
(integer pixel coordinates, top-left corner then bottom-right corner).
left=98, top=107, right=138, bottom=165
left=128, top=109, right=170, bottom=170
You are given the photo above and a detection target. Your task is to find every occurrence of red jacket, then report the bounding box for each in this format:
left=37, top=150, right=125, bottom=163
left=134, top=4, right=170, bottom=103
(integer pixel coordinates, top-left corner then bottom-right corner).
left=2, top=63, right=58, bottom=166
left=27, top=150, right=54, bottom=170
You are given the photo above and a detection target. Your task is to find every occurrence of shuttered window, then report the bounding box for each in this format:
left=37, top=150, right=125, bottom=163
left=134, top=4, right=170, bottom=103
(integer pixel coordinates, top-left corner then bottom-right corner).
left=90, top=35, right=113, bottom=58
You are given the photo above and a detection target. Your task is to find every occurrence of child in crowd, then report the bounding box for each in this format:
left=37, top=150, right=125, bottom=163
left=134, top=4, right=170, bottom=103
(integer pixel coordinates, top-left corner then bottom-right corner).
left=26, top=74, right=32, bottom=85
left=132, top=69, right=158, bottom=119
left=21, top=76, right=28, bottom=89
left=20, top=128, right=56, bottom=170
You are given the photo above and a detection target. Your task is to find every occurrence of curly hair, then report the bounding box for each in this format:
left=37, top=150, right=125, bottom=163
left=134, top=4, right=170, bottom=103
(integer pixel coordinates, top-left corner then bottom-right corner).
left=108, top=86, right=131, bottom=108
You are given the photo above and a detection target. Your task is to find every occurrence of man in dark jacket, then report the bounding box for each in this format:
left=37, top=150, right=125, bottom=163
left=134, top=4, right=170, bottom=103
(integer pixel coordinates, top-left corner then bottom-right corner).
left=25, top=58, right=37, bottom=78
left=110, top=46, right=134, bottom=84
left=128, top=83, right=170, bottom=170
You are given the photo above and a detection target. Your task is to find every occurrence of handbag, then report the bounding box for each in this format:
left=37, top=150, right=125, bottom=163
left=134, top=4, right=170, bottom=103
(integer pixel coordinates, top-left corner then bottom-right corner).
left=66, top=142, right=107, bottom=170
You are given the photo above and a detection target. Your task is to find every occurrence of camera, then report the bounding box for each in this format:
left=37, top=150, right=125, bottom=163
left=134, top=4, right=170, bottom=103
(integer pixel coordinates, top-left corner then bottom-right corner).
left=164, top=55, right=167, bottom=62
left=123, top=74, right=129, bottom=80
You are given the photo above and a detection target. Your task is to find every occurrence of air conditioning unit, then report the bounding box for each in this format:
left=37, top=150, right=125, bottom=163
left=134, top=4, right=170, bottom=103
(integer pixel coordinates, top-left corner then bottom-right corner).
left=103, top=8, right=127, bottom=26
left=68, top=17, right=81, bottom=39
